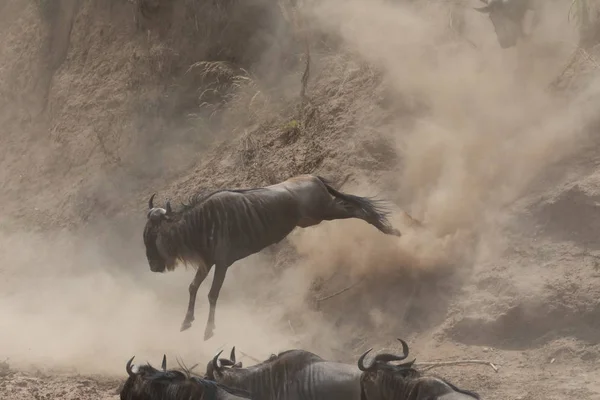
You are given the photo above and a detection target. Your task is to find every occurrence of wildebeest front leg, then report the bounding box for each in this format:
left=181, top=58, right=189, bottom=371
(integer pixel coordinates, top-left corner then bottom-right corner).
left=181, top=262, right=212, bottom=332
left=204, top=263, right=228, bottom=341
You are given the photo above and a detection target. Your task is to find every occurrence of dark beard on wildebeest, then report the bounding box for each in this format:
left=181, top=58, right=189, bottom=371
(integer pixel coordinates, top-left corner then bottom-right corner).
left=142, top=174, right=405, bottom=341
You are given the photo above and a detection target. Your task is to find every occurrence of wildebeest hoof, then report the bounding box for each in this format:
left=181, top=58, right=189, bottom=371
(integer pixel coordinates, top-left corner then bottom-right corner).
left=204, top=328, right=214, bottom=341
left=180, top=320, right=193, bottom=332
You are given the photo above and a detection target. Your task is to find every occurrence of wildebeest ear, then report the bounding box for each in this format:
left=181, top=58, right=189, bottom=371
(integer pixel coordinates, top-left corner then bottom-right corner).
left=161, top=354, right=167, bottom=371
left=166, top=201, right=173, bottom=216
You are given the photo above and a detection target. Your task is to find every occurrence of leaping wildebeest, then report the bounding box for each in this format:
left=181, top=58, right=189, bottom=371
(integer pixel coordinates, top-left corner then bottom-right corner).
left=204, top=340, right=412, bottom=400
left=143, top=174, right=405, bottom=340
left=358, top=347, right=481, bottom=400
left=120, top=354, right=254, bottom=400
left=473, top=0, right=541, bottom=49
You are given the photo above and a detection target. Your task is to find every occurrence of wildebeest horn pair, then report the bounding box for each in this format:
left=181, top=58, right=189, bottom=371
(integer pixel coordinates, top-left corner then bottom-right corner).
left=125, top=354, right=168, bottom=377
left=148, top=193, right=173, bottom=214
left=212, top=347, right=242, bottom=373
left=357, top=338, right=411, bottom=371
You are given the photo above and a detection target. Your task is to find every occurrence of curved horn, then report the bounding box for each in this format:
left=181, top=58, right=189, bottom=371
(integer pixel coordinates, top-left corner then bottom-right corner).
left=372, top=338, right=410, bottom=363
left=230, top=346, right=236, bottom=364
left=166, top=201, right=173, bottom=215
left=161, top=354, right=167, bottom=371
left=126, top=356, right=136, bottom=377
left=357, top=348, right=376, bottom=372
left=149, top=193, right=157, bottom=209
left=212, top=350, right=224, bottom=375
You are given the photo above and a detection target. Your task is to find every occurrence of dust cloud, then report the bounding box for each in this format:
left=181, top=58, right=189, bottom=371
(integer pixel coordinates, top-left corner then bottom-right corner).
left=290, top=0, right=599, bottom=280
left=0, top=224, right=323, bottom=375
left=1, top=0, right=599, bottom=385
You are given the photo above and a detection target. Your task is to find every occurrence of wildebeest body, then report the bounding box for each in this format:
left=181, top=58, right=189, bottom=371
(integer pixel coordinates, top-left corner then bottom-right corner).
left=204, top=342, right=413, bottom=400
left=143, top=174, right=405, bottom=341
left=168, top=188, right=301, bottom=267
left=205, top=348, right=364, bottom=400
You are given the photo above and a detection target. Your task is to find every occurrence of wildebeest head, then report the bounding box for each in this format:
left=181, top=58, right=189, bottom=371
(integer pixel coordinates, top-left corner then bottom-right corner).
left=358, top=339, right=480, bottom=400
left=143, top=193, right=175, bottom=273
left=205, top=347, right=244, bottom=380
left=119, top=354, right=191, bottom=400
left=474, top=0, right=532, bottom=49
left=121, top=354, right=248, bottom=400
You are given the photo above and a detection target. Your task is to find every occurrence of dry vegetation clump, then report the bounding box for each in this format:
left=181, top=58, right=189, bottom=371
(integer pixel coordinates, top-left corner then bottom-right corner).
left=551, top=0, right=600, bottom=93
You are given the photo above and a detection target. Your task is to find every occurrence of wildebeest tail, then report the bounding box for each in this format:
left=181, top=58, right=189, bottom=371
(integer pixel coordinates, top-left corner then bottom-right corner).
left=316, top=176, right=400, bottom=236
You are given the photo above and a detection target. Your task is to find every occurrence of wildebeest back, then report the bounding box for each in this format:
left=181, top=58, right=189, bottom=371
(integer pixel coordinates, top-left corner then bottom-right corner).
left=175, top=188, right=301, bottom=266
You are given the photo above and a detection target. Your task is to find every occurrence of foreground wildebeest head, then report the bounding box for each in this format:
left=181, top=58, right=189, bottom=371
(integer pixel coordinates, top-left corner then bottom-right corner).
left=358, top=342, right=481, bottom=400
left=120, top=354, right=253, bottom=400
left=204, top=346, right=244, bottom=379
left=474, top=0, right=533, bottom=49
left=143, top=193, right=175, bottom=273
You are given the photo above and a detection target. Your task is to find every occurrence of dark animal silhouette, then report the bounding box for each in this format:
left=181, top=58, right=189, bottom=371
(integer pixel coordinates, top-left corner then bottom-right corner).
left=474, top=0, right=540, bottom=48
left=358, top=344, right=481, bottom=400
left=203, top=340, right=411, bottom=400
left=120, top=354, right=253, bottom=400
left=143, top=174, right=404, bottom=340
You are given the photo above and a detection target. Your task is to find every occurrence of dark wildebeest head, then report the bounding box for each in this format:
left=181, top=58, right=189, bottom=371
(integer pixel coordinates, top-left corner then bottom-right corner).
left=120, top=354, right=253, bottom=400
left=474, top=0, right=534, bottom=49
left=204, top=346, right=244, bottom=379
left=143, top=193, right=176, bottom=273
left=358, top=342, right=481, bottom=400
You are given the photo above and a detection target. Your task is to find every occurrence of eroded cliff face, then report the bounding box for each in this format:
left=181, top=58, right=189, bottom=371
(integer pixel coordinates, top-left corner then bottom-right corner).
left=0, top=0, right=297, bottom=229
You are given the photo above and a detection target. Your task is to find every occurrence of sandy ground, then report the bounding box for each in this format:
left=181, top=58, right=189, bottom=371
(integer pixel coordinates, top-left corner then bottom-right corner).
left=1, top=0, right=600, bottom=399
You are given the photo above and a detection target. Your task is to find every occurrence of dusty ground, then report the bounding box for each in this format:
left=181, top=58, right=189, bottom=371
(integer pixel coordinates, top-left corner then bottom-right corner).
left=1, top=0, right=600, bottom=399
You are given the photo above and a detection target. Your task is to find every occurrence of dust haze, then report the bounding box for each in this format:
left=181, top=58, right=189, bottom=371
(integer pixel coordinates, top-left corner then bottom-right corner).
left=0, top=0, right=598, bottom=389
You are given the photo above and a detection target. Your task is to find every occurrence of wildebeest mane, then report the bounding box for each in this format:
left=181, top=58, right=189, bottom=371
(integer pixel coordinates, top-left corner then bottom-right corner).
left=179, top=186, right=264, bottom=213
left=272, top=349, right=324, bottom=362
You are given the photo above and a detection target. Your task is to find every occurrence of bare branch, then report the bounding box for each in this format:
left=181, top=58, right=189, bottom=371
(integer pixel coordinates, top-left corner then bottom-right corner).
left=416, top=360, right=499, bottom=373
left=238, top=350, right=262, bottom=364
left=316, top=279, right=364, bottom=303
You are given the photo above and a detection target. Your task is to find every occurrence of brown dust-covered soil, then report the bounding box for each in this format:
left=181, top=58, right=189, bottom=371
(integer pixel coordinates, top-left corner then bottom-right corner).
left=1, top=1, right=600, bottom=399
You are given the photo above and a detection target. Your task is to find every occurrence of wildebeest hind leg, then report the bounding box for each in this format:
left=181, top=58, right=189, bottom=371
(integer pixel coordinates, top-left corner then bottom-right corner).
left=181, top=261, right=212, bottom=332
left=204, top=263, right=229, bottom=341
left=323, top=201, right=401, bottom=236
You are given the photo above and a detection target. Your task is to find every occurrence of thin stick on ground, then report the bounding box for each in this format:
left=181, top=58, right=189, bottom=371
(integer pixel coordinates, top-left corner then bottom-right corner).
left=238, top=350, right=262, bottom=364
left=416, top=360, right=499, bottom=373
left=316, top=279, right=364, bottom=303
